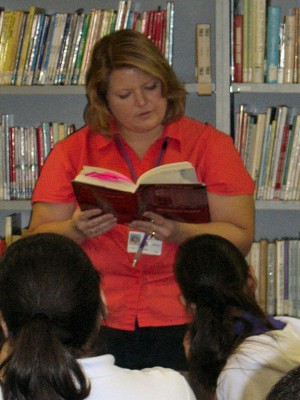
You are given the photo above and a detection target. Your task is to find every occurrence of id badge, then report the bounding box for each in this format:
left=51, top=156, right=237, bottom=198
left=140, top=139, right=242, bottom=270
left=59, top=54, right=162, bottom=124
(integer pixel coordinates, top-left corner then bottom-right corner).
left=127, top=231, right=162, bottom=256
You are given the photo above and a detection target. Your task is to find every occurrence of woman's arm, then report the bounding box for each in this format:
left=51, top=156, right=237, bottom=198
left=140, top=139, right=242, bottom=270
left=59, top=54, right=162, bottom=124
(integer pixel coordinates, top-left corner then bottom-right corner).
left=28, top=202, right=117, bottom=243
left=129, top=193, right=255, bottom=256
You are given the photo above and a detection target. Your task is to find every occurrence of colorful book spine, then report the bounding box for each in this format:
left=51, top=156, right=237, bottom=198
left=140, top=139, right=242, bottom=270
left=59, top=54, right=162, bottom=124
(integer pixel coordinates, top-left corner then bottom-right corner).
left=266, top=6, right=281, bottom=83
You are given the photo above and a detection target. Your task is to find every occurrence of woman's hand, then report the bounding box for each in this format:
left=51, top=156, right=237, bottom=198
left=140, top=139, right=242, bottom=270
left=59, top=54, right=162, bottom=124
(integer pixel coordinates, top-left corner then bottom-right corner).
left=128, top=211, right=182, bottom=243
left=28, top=202, right=117, bottom=243
left=72, top=207, right=117, bottom=238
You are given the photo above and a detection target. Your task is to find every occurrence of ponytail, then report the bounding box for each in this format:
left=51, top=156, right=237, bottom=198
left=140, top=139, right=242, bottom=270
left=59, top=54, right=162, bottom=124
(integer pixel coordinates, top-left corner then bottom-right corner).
left=1, top=314, right=90, bottom=400
left=1, top=311, right=90, bottom=400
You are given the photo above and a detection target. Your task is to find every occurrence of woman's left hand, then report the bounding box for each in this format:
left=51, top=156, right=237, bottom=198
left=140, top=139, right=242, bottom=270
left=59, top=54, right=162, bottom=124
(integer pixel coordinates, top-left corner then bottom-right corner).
left=128, top=211, right=182, bottom=244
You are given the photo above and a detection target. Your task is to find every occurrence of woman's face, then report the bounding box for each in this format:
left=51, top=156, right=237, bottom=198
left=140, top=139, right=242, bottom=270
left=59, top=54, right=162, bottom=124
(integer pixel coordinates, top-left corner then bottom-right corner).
left=106, top=68, right=167, bottom=136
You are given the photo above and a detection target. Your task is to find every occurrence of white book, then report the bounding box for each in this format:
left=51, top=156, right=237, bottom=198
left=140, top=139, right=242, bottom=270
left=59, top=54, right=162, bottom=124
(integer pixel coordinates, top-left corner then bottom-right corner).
left=275, top=239, right=285, bottom=316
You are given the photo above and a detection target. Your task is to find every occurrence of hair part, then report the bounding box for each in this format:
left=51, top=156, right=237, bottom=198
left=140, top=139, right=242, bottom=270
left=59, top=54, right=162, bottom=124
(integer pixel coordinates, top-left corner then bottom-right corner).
left=0, top=233, right=105, bottom=400
left=85, top=29, right=186, bottom=135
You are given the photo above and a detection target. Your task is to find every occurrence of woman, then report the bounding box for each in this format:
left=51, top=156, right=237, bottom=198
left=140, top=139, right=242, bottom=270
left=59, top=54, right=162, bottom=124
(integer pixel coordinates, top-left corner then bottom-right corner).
left=0, top=233, right=196, bottom=400
left=174, top=234, right=300, bottom=400
left=28, top=29, right=255, bottom=370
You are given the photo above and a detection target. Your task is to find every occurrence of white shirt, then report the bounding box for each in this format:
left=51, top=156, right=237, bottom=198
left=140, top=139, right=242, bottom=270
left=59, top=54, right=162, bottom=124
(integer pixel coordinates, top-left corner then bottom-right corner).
left=216, top=317, right=300, bottom=400
left=79, top=354, right=196, bottom=400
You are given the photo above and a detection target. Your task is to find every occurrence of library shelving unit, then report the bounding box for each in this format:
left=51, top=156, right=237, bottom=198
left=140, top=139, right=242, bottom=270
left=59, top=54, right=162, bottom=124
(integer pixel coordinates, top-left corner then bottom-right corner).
left=0, top=0, right=218, bottom=236
left=1, top=0, right=299, bottom=242
left=218, top=0, right=300, bottom=241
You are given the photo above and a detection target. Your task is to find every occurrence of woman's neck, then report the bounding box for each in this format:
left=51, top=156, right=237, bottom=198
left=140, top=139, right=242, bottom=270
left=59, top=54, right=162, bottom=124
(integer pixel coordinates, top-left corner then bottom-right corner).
left=119, top=127, right=164, bottom=159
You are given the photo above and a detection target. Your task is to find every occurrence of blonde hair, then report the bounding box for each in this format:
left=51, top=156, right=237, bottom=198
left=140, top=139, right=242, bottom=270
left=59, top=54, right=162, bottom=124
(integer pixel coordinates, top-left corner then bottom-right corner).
left=85, top=29, right=186, bottom=136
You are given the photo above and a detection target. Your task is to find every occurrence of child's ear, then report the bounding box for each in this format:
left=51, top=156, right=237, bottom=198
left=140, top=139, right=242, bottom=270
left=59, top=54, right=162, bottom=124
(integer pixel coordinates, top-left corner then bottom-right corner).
left=245, top=265, right=258, bottom=295
left=0, top=312, right=9, bottom=338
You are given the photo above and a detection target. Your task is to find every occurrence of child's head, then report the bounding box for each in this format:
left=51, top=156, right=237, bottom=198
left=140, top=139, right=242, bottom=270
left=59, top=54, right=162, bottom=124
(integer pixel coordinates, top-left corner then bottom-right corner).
left=0, top=233, right=106, bottom=399
left=174, top=233, right=250, bottom=312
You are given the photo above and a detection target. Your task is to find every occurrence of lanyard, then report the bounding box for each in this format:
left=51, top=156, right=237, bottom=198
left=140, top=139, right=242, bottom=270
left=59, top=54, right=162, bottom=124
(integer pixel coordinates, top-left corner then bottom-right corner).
left=114, top=136, right=169, bottom=182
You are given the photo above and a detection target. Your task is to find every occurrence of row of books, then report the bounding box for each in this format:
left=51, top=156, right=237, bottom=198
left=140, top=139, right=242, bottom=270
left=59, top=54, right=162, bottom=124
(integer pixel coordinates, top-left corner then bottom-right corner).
left=0, top=212, right=28, bottom=255
left=0, top=114, right=75, bottom=200
left=232, top=0, right=300, bottom=83
left=247, top=238, right=300, bottom=318
left=0, top=1, right=175, bottom=86
left=235, top=104, right=300, bottom=201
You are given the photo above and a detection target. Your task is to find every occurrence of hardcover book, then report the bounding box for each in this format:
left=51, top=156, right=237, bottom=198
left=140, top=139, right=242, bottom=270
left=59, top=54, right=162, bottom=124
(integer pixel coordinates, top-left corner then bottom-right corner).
left=72, top=162, right=210, bottom=224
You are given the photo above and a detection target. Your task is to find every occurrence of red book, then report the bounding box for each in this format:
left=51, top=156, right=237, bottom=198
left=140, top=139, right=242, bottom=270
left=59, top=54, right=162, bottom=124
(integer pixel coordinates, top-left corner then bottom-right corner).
left=234, top=14, right=243, bottom=83
left=36, top=126, right=44, bottom=174
left=9, top=127, right=17, bottom=199
left=72, top=162, right=210, bottom=225
left=274, top=123, right=291, bottom=199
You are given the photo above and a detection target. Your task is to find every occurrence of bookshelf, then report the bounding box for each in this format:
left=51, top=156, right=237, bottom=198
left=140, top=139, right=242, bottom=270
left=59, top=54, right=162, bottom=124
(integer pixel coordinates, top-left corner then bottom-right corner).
left=221, top=0, right=300, bottom=241
left=0, top=0, right=218, bottom=236
left=1, top=0, right=300, bottom=244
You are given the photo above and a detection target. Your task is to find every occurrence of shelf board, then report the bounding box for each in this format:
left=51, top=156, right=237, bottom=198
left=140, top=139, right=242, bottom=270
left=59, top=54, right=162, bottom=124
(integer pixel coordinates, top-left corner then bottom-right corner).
left=0, top=200, right=299, bottom=212
left=0, top=200, right=32, bottom=211
left=255, top=200, right=300, bottom=210
left=0, top=83, right=216, bottom=95
left=231, top=83, right=300, bottom=94
left=0, top=85, right=86, bottom=95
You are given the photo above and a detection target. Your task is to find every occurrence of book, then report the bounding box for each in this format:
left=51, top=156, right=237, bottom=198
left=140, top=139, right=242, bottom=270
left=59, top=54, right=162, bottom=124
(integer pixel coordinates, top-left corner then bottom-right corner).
left=258, top=238, right=268, bottom=312
left=274, top=123, right=291, bottom=200
left=233, top=13, right=243, bottom=83
left=266, top=241, right=276, bottom=316
left=293, top=8, right=299, bottom=83
left=15, top=6, right=45, bottom=86
left=266, top=105, right=288, bottom=199
left=195, top=23, right=212, bottom=95
left=275, top=239, right=285, bottom=316
left=72, top=162, right=210, bottom=224
left=251, top=0, right=266, bottom=83
left=5, top=212, right=22, bottom=247
left=249, top=112, right=266, bottom=183
left=283, top=14, right=295, bottom=84
left=266, top=6, right=281, bottom=83
left=242, top=0, right=251, bottom=82
left=71, top=12, right=91, bottom=85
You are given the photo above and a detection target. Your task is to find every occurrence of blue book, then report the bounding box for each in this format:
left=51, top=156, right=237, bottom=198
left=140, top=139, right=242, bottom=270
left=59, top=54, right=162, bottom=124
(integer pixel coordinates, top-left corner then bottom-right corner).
left=266, top=6, right=281, bottom=83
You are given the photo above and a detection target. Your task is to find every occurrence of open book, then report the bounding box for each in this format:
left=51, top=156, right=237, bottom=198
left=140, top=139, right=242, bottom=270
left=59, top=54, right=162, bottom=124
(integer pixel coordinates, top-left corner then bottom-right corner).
left=72, top=161, right=210, bottom=224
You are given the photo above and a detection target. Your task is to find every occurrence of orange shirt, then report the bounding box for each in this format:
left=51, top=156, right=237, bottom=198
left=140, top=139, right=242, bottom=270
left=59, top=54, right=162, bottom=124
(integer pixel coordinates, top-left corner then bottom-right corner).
left=32, top=116, right=255, bottom=330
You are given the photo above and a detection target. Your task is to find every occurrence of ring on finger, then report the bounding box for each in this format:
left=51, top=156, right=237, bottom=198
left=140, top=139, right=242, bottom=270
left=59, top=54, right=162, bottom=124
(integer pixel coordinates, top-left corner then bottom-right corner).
left=150, top=231, right=156, bottom=239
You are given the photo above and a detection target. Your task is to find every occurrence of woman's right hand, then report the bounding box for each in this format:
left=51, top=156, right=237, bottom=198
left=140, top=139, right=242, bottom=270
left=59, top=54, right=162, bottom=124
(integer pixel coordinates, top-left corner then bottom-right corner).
left=72, top=207, right=117, bottom=238
left=28, top=202, right=117, bottom=242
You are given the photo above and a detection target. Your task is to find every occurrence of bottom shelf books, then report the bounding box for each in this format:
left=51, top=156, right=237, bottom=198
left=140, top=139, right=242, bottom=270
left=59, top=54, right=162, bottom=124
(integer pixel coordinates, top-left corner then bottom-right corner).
left=247, top=237, right=300, bottom=317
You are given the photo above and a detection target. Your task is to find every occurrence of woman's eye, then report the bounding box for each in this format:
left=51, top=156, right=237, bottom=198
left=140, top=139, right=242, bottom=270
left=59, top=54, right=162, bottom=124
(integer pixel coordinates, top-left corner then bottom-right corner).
left=145, top=82, right=158, bottom=90
left=118, top=92, right=130, bottom=99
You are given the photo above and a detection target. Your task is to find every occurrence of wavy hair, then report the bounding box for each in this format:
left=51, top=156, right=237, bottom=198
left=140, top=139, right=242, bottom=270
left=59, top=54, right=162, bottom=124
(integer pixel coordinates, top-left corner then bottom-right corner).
left=85, top=29, right=186, bottom=135
left=174, top=234, right=274, bottom=400
left=0, top=233, right=106, bottom=400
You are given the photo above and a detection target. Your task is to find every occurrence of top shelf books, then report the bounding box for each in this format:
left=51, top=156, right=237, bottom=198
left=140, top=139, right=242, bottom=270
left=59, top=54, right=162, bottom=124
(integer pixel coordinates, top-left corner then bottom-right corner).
left=232, top=0, right=300, bottom=84
left=0, top=1, right=175, bottom=86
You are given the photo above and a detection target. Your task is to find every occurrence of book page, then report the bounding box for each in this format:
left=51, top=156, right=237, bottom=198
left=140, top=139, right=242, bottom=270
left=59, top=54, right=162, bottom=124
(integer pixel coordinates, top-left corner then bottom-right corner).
left=137, top=161, right=199, bottom=185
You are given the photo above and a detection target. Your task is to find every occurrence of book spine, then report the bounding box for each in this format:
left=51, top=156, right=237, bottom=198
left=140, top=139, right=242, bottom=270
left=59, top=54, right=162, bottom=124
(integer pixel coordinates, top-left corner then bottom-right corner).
left=71, top=13, right=91, bottom=85
left=251, top=0, right=266, bottom=83
left=11, top=12, right=28, bottom=85
left=275, top=239, right=285, bottom=316
left=274, top=123, right=291, bottom=200
left=283, top=15, right=295, bottom=83
left=195, top=23, right=212, bottom=95
left=233, top=13, right=243, bottom=83
left=242, top=0, right=251, bottom=82
left=266, top=241, right=276, bottom=315
left=15, top=6, right=45, bottom=86
left=266, top=6, right=281, bottom=83
left=32, top=14, right=50, bottom=85
left=293, top=8, right=299, bottom=83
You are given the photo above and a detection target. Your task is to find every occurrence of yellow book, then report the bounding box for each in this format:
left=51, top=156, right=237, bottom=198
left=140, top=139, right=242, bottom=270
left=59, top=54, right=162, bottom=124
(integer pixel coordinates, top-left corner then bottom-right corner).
left=15, top=5, right=45, bottom=86
left=0, top=10, right=16, bottom=84
left=2, top=10, right=25, bottom=85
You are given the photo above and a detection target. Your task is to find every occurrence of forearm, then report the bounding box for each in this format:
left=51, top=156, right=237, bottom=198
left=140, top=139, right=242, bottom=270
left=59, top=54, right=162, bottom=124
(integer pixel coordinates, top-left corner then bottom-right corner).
left=28, top=219, right=85, bottom=243
left=175, top=221, right=254, bottom=256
